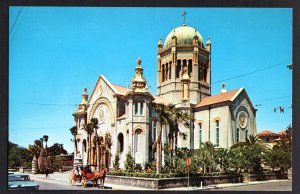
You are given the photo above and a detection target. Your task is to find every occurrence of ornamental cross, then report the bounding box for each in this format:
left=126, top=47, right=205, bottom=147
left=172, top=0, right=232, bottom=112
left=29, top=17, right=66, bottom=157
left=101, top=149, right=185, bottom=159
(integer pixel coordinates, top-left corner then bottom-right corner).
left=182, top=10, right=187, bottom=24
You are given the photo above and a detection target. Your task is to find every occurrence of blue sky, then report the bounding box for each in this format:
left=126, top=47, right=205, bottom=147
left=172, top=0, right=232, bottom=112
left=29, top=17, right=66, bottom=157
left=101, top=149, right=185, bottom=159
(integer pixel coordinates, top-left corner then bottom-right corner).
left=9, top=7, right=292, bottom=153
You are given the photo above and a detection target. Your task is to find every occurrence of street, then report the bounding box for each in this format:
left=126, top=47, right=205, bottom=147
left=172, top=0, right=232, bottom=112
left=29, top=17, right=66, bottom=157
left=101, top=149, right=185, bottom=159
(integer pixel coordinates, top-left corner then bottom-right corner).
left=215, top=180, right=292, bottom=191
left=26, top=172, right=292, bottom=191
left=33, top=177, right=110, bottom=190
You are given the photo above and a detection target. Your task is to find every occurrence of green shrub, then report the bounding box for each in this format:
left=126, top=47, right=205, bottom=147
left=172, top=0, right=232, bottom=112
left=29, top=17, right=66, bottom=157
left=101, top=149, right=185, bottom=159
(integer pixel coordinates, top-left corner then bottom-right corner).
left=125, top=150, right=135, bottom=172
left=113, top=154, right=120, bottom=171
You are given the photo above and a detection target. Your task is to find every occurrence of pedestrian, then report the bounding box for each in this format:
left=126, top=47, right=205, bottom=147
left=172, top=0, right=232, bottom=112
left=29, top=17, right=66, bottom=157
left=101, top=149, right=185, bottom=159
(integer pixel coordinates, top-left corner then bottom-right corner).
left=45, top=168, right=49, bottom=178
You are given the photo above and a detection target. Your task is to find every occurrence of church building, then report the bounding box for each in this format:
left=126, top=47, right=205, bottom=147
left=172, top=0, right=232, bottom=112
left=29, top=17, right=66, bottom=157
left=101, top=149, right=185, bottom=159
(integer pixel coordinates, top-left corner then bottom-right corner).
left=72, top=19, right=257, bottom=169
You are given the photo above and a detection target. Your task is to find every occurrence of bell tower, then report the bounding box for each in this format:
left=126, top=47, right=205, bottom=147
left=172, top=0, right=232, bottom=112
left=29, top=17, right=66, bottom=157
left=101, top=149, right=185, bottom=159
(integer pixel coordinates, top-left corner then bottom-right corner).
left=157, top=22, right=211, bottom=106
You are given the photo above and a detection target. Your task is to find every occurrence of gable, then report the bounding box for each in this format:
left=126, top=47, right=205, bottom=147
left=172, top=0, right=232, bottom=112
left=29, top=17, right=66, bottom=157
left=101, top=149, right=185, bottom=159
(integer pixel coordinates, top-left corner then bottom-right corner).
left=232, top=89, right=256, bottom=113
left=88, top=75, right=120, bottom=106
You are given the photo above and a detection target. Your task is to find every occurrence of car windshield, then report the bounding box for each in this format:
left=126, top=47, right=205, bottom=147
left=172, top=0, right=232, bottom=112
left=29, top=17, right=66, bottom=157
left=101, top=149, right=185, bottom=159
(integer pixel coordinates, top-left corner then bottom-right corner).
left=9, top=175, right=31, bottom=181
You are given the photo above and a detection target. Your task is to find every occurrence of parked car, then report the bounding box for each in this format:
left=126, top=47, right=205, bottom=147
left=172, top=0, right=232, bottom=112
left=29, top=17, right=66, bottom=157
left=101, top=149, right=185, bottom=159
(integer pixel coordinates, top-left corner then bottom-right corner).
left=8, top=173, right=39, bottom=190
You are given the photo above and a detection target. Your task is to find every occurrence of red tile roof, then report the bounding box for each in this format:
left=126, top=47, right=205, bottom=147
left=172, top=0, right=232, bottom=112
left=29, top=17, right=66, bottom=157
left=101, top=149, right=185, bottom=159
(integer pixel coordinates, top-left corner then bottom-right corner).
left=195, top=88, right=241, bottom=108
left=257, top=130, right=280, bottom=137
left=112, top=84, right=129, bottom=96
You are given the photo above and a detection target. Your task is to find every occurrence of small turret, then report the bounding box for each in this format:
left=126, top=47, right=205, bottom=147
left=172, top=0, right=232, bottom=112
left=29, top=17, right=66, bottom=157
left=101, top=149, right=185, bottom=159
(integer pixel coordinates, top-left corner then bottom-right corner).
left=157, top=39, right=163, bottom=53
left=128, top=58, right=150, bottom=94
left=171, top=30, right=177, bottom=46
left=193, top=30, right=199, bottom=46
left=77, top=87, right=88, bottom=112
left=206, top=36, right=211, bottom=51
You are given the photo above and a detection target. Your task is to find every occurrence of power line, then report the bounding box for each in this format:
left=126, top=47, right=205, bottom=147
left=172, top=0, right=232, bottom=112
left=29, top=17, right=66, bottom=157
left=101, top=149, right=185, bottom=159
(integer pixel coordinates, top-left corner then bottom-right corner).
left=253, top=95, right=291, bottom=103
left=9, top=7, right=23, bottom=36
left=9, top=126, right=71, bottom=131
left=211, top=61, right=289, bottom=85
left=11, top=100, right=76, bottom=107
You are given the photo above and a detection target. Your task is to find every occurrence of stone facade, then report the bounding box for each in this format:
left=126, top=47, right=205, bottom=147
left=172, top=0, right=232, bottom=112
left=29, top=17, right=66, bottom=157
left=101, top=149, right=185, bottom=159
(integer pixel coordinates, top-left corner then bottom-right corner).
left=72, top=23, right=256, bottom=169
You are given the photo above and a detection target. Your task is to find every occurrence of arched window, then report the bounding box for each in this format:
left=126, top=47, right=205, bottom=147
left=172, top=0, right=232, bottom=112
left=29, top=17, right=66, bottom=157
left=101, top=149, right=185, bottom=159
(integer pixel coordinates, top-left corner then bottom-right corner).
left=203, top=64, right=208, bottom=82
left=188, top=59, right=192, bottom=77
left=153, top=121, right=157, bottom=142
left=216, top=120, right=220, bottom=147
left=245, top=130, right=248, bottom=140
left=198, top=63, right=203, bottom=81
left=82, top=139, right=87, bottom=153
left=176, top=60, right=181, bottom=78
left=165, top=63, right=168, bottom=81
left=117, top=133, right=124, bottom=153
left=199, top=123, right=202, bottom=147
left=236, top=128, right=240, bottom=143
left=140, top=102, right=144, bottom=115
left=162, top=64, right=165, bottom=82
left=134, top=102, right=138, bottom=115
left=182, top=60, right=187, bottom=76
left=134, top=129, right=143, bottom=153
left=169, top=61, right=172, bottom=79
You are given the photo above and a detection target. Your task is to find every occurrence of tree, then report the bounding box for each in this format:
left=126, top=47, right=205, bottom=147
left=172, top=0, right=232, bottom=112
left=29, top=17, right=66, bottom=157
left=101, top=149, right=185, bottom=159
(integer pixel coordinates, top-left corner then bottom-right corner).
left=43, top=135, right=49, bottom=151
left=152, top=103, right=172, bottom=174
left=264, top=127, right=292, bottom=173
left=200, top=141, right=216, bottom=174
left=8, top=141, right=32, bottom=169
left=90, top=118, right=99, bottom=165
left=47, top=143, right=67, bottom=156
left=84, top=122, right=93, bottom=165
left=113, top=154, right=120, bottom=171
left=43, top=135, right=49, bottom=167
left=104, top=132, right=112, bottom=168
left=215, top=148, right=230, bottom=173
left=231, top=135, right=267, bottom=173
left=69, top=126, right=78, bottom=154
left=168, top=104, right=195, bottom=156
left=125, top=150, right=135, bottom=172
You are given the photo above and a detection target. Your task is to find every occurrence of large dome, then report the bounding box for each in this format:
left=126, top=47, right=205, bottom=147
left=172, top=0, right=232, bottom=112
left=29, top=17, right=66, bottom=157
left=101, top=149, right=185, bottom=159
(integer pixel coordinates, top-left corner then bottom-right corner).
left=163, top=25, right=204, bottom=49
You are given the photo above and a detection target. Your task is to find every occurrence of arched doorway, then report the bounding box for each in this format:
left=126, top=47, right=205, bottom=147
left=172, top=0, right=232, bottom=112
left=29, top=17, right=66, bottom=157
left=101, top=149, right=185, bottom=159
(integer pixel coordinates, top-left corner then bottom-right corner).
left=117, top=133, right=124, bottom=154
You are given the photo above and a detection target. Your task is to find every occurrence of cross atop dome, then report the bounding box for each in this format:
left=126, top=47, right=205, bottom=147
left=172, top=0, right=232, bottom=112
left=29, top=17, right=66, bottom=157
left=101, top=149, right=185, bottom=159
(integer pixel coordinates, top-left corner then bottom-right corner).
left=182, top=10, right=187, bottom=26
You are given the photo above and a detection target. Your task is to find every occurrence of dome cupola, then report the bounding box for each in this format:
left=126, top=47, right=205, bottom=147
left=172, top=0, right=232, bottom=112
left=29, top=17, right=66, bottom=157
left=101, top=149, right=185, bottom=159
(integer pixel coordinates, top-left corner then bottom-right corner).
left=163, top=25, right=204, bottom=50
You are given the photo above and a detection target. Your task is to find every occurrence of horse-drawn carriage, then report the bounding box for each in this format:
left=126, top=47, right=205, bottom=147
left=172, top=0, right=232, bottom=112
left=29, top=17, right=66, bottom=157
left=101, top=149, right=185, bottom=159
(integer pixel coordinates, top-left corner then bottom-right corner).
left=69, top=165, right=108, bottom=188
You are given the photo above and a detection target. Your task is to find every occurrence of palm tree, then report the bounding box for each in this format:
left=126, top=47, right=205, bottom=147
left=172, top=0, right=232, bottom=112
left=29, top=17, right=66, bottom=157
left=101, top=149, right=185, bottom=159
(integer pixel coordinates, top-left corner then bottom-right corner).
left=43, top=135, right=49, bottom=168
left=39, top=138, right=44, bottom=150
left=200, top=141, right=215, bottom=174
left=69, top=126, right=78, bottom=154
left=168, top=104, right=194, bottom=156
left=34, top=140, right=43, bottom=170
left=153, top=103, right=172, bottom=174
left=104, top=132, right=112, bottom=168
left=43, top=135, right=49, bottom=151
left=90, top=118, right=99, bottom=165
left=84, top=122, right=93, bottom=165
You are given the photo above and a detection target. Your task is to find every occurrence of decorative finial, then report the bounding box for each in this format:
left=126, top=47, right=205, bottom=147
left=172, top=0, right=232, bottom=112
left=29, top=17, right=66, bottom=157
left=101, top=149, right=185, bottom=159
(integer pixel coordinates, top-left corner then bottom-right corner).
left=206, top=36, right=211, bottom=45
left=136, top=57, right=142, bottom=66
left=158, top=39, right=163, bottom=46
left=182, top=10, right=187, bottom=25
left=220, top=82, right=227, bottom=93
left=83, top=87, right=87, bottom=94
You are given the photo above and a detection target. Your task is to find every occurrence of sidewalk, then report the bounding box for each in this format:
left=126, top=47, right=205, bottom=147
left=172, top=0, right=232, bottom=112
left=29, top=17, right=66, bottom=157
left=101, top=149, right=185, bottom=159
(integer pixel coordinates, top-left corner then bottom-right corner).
left=29, top=172, right=289, bottom=190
